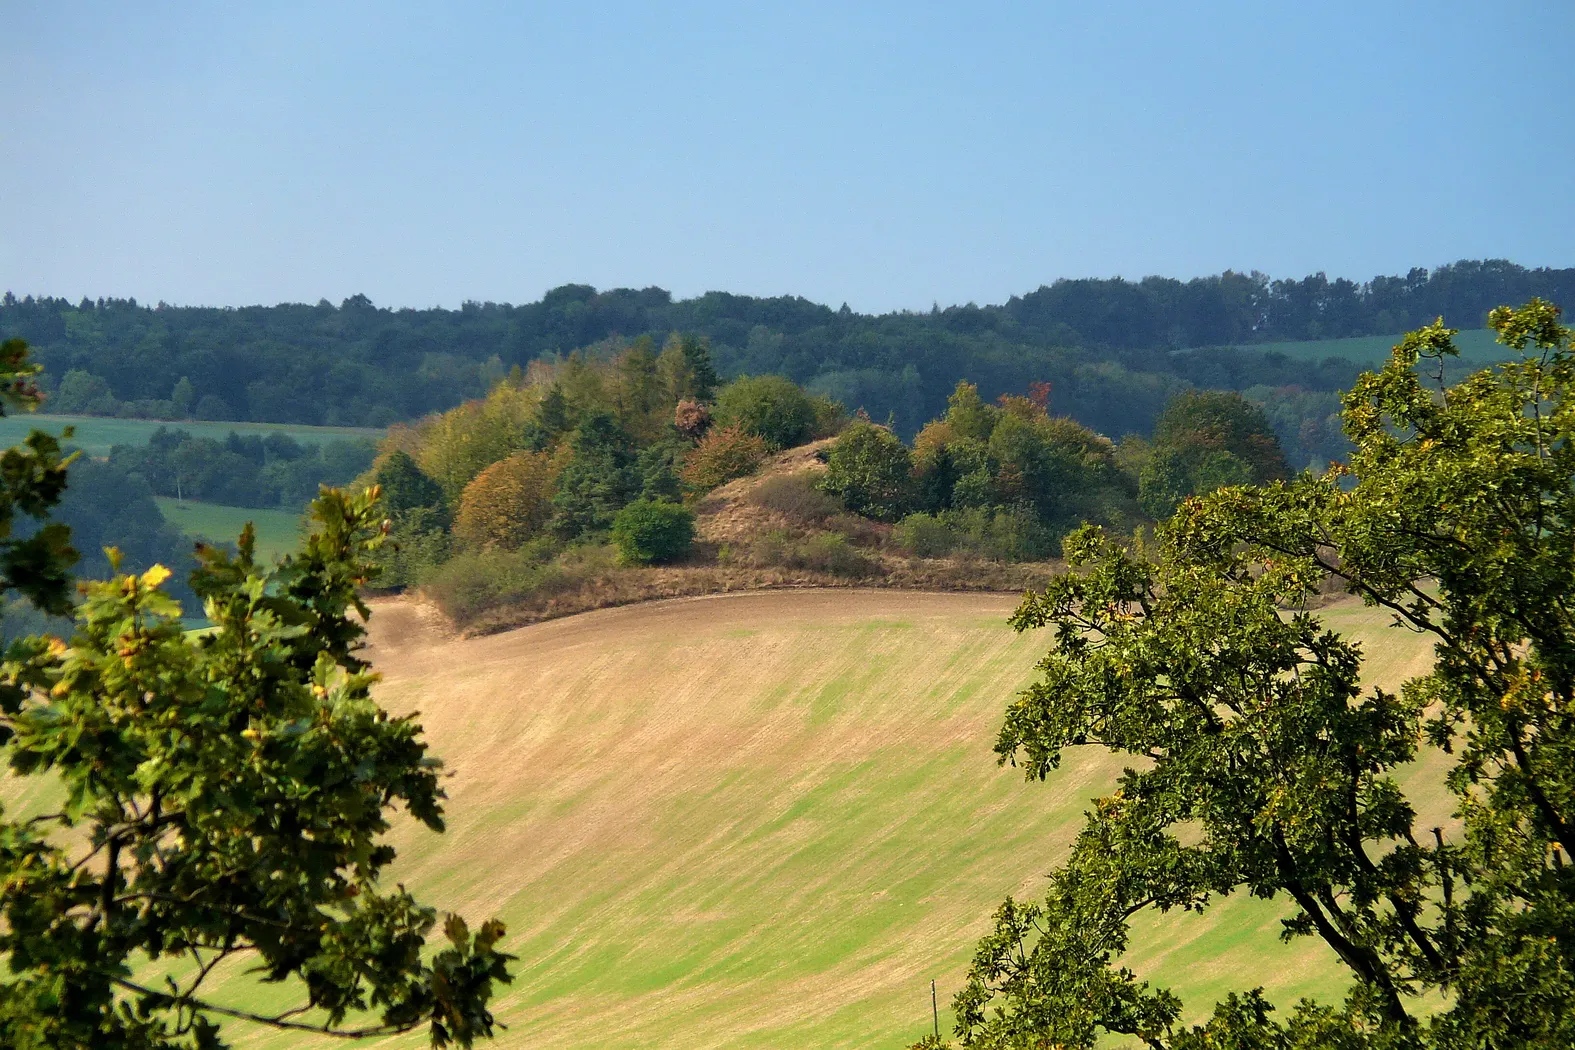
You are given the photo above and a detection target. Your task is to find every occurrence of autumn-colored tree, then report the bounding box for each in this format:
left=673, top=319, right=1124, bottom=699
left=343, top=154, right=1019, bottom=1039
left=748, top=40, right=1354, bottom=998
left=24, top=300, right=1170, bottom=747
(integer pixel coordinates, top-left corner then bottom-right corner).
left=674, top=398, right=711, bottom=439
left=453, top=449, right=562, bottom=550
left=680, top=425, right=769, bottom=491
left=414, top=384, right=543, bottom=503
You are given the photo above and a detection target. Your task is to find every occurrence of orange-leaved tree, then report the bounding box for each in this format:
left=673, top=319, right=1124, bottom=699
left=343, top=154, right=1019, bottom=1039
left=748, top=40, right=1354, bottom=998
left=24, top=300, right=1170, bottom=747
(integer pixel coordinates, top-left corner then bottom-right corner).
left=454, top=448, right=562, bottom=550
left=680, top=424, right=769, bottom=492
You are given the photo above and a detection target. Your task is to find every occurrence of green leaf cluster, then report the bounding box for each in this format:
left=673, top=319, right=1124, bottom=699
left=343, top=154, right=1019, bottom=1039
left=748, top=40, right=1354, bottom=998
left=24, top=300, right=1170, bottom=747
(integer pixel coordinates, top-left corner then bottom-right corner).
left=943, top=302, right=1575, bottom=1049
left=0, top=342, right=513, bottom=1050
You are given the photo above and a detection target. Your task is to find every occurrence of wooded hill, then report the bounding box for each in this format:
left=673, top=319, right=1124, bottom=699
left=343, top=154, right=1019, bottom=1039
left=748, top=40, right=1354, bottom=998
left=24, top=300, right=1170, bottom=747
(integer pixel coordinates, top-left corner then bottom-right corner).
left=366, top=336, right=1293, bottom=631
left=4, top=259, right=1569, bottom=450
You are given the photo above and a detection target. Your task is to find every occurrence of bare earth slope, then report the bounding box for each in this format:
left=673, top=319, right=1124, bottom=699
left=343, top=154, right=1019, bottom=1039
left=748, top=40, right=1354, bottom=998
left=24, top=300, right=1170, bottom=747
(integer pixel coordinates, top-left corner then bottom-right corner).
left=216, top=589, right=1438, bottom=1050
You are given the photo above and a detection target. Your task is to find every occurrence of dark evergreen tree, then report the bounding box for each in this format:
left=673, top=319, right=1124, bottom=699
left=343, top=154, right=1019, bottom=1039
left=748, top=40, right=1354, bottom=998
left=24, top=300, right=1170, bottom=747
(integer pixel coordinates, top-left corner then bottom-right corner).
left=549, top=413, right=641, bottom=538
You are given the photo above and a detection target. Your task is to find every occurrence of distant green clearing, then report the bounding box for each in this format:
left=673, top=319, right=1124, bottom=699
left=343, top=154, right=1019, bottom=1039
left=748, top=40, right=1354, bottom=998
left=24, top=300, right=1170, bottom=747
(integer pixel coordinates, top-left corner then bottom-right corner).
left=155, top=498, right=304, bottom=563
left=1240, top=327, right=1507, bottom=365
left=0, top=414, right=382, bottom=458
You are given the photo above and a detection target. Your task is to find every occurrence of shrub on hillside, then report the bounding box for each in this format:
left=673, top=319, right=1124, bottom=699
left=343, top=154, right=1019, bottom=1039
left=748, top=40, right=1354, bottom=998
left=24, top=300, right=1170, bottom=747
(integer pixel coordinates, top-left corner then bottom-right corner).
left=453, top=448, right=561, bottom=550
left=748, top=472, right=841, bottom=523
left=892, top=512, right=955, bottom=558
left=821, top=421, right=913, bottom=522
left=421, top=538, right=605, bottom=624
left=792, top=532, right=876, bottom=577
left=892, top=505, right=1057, bottom=562
left=736, top=529, right=878, bottom=578
left=808, top=393, right=850, bottom=439
left=610, top=499, right=695, bottom=565
left=680, top=425, right=769, bottom=491
left=713, top=375, right=814, bottom=449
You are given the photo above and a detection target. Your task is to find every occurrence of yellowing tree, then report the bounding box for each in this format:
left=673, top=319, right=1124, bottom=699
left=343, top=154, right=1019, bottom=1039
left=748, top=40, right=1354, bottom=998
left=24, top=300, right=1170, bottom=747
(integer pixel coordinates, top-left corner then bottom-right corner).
left=415, top=383, right=541, bottom=502
left=453, top=448, right=562, bottom=550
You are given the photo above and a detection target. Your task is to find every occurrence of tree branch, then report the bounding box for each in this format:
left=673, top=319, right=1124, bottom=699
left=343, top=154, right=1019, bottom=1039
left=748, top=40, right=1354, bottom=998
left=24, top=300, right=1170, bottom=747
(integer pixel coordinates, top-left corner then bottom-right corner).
left=113, top=978, right=423, bottom=1040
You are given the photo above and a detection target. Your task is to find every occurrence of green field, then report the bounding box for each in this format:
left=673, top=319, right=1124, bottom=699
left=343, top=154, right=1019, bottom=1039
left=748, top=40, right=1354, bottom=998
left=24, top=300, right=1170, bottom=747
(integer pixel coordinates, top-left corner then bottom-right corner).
left=155, top=498, right=305, bottom=562
left=163, top=588, right=1433, bottom=1050
left=0, top=589, right=1441, bottom=1048
left=1241, top=327, right=1508, bottom=365
left=0, top=413, right=382, bottom=457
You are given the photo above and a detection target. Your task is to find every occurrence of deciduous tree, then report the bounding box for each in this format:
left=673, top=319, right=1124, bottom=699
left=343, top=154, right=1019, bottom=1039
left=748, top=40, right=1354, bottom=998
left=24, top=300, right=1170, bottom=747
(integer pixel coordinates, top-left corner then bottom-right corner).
left=936, top=303, right=1575, bottom=1049
left=0, top=340, right=515, bottom=1049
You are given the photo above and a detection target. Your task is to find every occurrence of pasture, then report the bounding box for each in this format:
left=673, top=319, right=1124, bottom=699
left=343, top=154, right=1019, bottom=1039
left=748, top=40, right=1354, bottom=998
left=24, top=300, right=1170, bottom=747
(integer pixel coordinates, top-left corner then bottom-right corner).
left=187, top=588, right=1439, bottom=1050
left=0, top=413, right=382, bottom=458
left=154, top=498, right=304, bottom=563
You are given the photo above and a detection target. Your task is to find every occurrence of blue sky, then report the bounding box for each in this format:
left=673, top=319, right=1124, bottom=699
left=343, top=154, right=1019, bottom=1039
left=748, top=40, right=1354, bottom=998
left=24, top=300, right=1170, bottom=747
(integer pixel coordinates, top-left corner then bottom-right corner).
left=3, top=1, right=1571, bottom=312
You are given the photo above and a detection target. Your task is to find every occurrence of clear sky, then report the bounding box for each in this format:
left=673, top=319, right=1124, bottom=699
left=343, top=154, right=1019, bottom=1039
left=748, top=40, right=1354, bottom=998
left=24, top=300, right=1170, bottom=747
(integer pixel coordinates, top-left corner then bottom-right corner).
left=4, top=1, right=1572, bottom=313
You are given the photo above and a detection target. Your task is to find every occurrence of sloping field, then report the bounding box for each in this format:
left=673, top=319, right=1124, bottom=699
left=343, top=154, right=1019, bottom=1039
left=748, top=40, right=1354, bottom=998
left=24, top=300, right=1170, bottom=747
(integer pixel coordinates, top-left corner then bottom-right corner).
left=194, top=588, right=1440, bottom=1050
left=154, top=498, right=303, bottom=562
left=0, top=413, right=381, bottom=457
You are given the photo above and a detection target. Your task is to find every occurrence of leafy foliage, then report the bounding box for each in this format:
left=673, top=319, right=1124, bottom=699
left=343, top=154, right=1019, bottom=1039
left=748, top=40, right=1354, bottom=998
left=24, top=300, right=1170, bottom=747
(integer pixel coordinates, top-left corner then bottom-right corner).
left=680, top=425, right=770, bottom=492
left=454, top=449, right=561, bottom=551
left=713, top=375, right=816, bottom=450
left=937, top=302, right=1575, bottom=1050
left=610, top=499, right=694, bottom=565
left=0, top=341, right=514, bottom=1049
left=821, top=421, right=913, bottom=522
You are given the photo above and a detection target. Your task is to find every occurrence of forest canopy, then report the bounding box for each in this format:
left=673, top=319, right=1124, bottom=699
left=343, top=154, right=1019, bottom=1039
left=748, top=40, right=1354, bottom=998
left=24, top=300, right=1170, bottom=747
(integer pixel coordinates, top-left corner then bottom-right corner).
left=3, top=260, right=1567, bottom=458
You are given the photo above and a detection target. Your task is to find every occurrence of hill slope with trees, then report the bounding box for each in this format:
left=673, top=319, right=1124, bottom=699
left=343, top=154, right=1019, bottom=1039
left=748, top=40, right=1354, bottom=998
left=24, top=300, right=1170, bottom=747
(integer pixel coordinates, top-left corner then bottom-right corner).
left=4, top=259, right=1568, bottom=454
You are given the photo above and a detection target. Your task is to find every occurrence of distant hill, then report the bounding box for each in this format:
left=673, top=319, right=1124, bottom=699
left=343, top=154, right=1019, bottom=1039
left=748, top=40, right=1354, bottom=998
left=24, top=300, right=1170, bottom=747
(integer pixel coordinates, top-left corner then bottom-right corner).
left=3, top=259, right=1567, bottom=441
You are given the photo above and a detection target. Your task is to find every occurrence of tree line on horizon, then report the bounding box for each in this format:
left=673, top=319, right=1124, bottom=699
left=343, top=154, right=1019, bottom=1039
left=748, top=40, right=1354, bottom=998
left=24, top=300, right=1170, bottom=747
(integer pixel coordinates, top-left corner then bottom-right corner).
left=2, top=258, right=1567, bottom=455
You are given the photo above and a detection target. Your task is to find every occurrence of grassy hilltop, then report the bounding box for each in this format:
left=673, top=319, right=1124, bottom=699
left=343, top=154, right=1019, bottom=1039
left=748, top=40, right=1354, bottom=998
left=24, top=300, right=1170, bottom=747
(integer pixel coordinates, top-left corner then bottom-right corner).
left=170, top=588, right=1439, bottom=1050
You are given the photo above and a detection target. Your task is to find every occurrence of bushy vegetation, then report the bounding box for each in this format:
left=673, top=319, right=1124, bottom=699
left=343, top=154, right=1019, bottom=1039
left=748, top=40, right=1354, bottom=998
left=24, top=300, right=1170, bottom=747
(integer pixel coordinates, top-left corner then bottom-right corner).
left=106, top=426, right=376, bottom=509
left=11, top=261, right=1568, bottom=451
left=356, top=334, right=1311, bottom=618
left=820, top=380, right=1146, bottom=559
left=679, top=425, right=770, bottom=491
left=453, top=449, right=561, bottom=551
left=932, top=302, right=1575, bottom=1050
left=713, top=374, right=818, bottom=449
left=730, top=529, right=878, bottom=579
left=360, top=337, right=832, bottom=601
left=611, top=499, right=695, bottom=565
left=821, top=421, right=913, bottom=521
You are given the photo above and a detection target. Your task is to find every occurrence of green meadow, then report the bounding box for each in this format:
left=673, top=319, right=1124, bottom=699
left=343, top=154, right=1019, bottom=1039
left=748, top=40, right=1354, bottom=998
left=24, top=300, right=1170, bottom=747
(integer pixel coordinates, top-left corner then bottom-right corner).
left=154, top=498, right=305, bottom=563
left=0, top=413, right=382, bottom=458
left=166, top=588, right=1436, bottom=1050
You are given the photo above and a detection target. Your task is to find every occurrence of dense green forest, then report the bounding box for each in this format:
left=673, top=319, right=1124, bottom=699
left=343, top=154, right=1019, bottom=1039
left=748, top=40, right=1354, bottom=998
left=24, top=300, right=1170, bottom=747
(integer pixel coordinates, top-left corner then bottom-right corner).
left=4, top=260, right=1569, bottom=462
